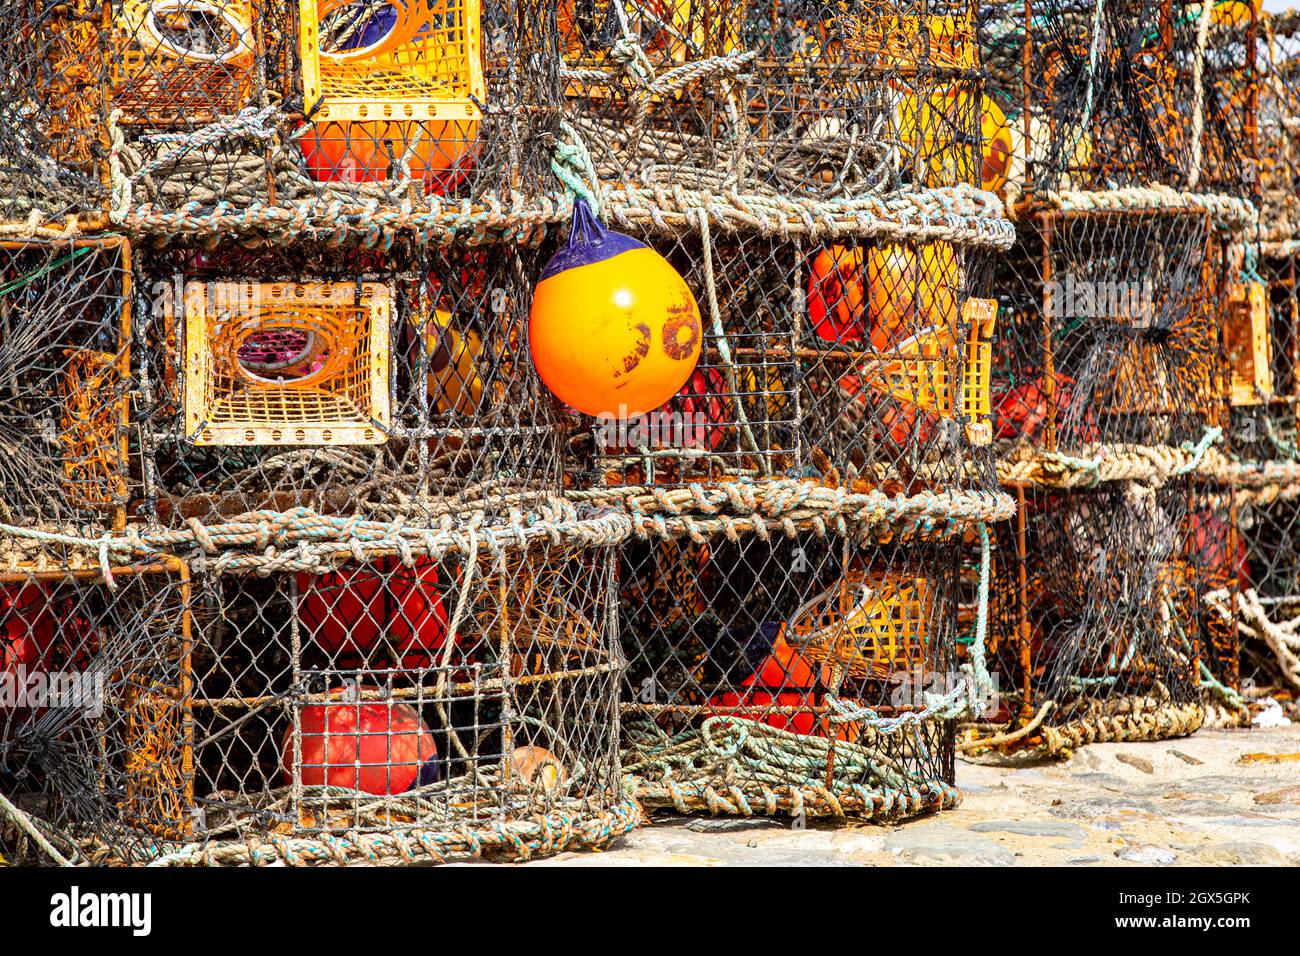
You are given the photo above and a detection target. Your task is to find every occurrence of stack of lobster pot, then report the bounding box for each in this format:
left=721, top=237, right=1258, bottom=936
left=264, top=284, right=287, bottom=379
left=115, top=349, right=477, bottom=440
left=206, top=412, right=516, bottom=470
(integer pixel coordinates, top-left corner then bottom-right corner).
left=1200, top=10, right=1300, bottom=725
left=553, top=0, right=1015, bottom=822
left=968, top=0, right=1258, bottom=755
left=0, top=0, right=641, bottom=866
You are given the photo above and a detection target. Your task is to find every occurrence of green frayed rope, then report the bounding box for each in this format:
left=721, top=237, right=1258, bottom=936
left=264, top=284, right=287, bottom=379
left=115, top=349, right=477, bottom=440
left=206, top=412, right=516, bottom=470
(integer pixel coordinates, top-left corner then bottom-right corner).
left=550, top=121, right=603, bottom=214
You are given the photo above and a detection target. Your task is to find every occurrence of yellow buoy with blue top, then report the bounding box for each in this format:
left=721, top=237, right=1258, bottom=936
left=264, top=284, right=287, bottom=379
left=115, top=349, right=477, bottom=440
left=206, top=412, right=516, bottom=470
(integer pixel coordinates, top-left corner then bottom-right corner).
left=529, top=199, right=703, bottom=418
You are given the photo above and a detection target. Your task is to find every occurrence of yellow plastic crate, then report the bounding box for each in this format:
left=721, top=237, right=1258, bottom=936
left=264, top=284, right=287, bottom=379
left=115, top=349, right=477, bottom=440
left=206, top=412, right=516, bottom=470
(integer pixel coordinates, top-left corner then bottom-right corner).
left=109, top=0, right=259, bottom=125
left=857, top=296, right=998, bottom=446
left=785, top=572, right=933, bottom=681
left=300, top=0, right=484, bottom=123
left=184, top=280, right=391, bottom=445
left=1224, top=281, right=1273, bottom=406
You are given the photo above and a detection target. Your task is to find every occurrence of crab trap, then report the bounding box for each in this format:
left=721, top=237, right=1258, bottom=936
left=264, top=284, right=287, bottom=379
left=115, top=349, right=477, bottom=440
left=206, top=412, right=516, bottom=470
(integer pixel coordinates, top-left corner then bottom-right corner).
left=3, top=0, right=293, bottom=229
left=989, top=205, right=1228, bottom=463
left=584, top=229, right=1003, bottom=496
left=138, top=532, right=631, bottom=867
left=0, top=559, right=192, bottom=865
left=1260, top=10, right=1300, bottom=249
left=618, top=522, right=973, bottom=821
left=560, top=0, right=984, bottom=200
left=1203, top=477, right=1300, bottom=715
left=979, top=0, right=1260, bottom=200
left=1, top=0, right=561, bottom=229
left=134, top=237, right=571, bottom=526
left=970, top=480, right=1206, bottom=754
left=2, top=519, right=636, bottom=864
left=0, top=237, right=133, bottom=544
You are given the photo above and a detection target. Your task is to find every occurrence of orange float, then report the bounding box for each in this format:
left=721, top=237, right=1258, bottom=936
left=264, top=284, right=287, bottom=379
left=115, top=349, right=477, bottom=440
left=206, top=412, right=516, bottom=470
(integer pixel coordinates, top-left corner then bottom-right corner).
left=1, top=585, right=56, bottom=724
left=301, top=119, right=479, bottom=192
left=866, top=242, right=958, bottom=351
left=980, top=97, right=1014, bottom=193
left=296, top=556, right=451, bottom=669
left=808, top=245, right=867, bottom=344
left=282, top=689, right=437, bottom=794
left=809, top=241, right=957, bottom=351
left=710, top=632, right=830, bottom=736
left=994, top=374, right=1099, bottom=444
left=530, top=200, right=702, bottom=418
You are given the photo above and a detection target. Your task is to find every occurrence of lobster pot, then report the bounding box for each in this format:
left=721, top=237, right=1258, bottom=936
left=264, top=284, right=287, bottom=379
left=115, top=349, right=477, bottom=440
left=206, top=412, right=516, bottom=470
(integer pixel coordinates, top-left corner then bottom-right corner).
left=177, top=538, right=629, bottom=865
left=1229, top=254, right=1299, bottom=460
left=1259, top=12, right=1300, bottom=245
left=981, top=481, right=1204, bottom=754
left=135, top=238, right=567, bottom=527
left=0, top=238, right=132, bottom=538
left=990, top=207, right=1226, bottom=455
left=1, top=0, right=560, bottom=226
left=1213, top=478, right=1300, bottom=713
left=619, top=525, right=962, bottom=820
left=0, top=0, right=292, bottom=227
left=562, top=0, right=982, bottom=199
left=980, top=0, right=1258, bottom=199
left=0, top=560, right=191, bottom=865
left=594, top=231, right=1000, bottom=494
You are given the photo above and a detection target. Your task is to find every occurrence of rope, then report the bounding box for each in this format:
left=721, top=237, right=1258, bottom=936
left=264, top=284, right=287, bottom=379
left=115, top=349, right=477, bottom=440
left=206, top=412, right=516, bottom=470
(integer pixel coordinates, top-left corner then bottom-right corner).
left=1188, top=0, right=1216, bottom=189
left=550, top=121, right=603, bottom=213
left=958, top=701, right=1056, bottom=753
left=624, top=716, right=960, bottom=820
left=998, top=431, right=1227, bottom=489
left=145, top=797, right=642, bottom=867
left=0, top=789, right=72, bottom=866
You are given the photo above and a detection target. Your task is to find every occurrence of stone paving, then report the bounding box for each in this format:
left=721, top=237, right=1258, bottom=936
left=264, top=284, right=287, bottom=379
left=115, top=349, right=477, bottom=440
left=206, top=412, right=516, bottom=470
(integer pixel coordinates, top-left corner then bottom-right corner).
left=535, top=724, right=1300, bottom=866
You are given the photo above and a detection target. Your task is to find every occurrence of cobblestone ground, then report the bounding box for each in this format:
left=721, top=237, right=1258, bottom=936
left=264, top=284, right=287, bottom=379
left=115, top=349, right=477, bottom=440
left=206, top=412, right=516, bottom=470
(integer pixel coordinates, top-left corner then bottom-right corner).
left=534, top=725, right=1300, bottom=866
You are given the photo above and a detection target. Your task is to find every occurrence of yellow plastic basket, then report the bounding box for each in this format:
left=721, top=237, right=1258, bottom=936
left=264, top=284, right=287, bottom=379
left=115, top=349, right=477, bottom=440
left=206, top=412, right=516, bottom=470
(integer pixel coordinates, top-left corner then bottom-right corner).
left=110, top=0, right=259, bottom=124
left=299, top=0, right=485, bottom=123
left=856, top=296, right=998, bottom=446
left=183, top=280, right=392, bottom=445
left=784, top=571, right=933, bottom=681
left=1224, top=280, right=1273, bottom=406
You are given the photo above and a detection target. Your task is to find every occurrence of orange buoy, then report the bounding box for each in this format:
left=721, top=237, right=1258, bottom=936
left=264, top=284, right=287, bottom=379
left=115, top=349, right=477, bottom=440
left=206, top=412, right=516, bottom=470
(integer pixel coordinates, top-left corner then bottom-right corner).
left=980, top=97, right=1014, bottom=193
left=296, top=557, right=451, bottom=669
left=509, top=745, right=568, bottom=790
left=866, top=242, right=958, bottom=350
left=808, top=245, right=867, bottom=344
left=530, top=200, right=702, bottom=418
left=282, top=689, right=437, bottom=795
left=301, top=119, right=479, bottom=193
left=994, top=374, right=1098, bottom=443
left=710, top=632, right=830, bottom=736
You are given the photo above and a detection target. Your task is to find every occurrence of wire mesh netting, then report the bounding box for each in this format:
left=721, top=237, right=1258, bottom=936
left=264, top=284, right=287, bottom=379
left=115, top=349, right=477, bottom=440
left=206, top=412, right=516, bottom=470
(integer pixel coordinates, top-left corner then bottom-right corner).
left=619, top=525, right=964, bottom=820
left=977, top=482, right=1206, bottom=753
left=172, top=539, right=630, bottom=866
left=990, top=208, right=1226, bottom=459
left=980, top=0, right=1259, bottom=200
left=0, top=560, right=191, bottom=865
left=1212, top=481, right=1300, bottom=716
left=581, top=229, right=1004, bottom=494
left=0, top=238, right=132, bottom=543
left=968, top=0, right=1255, bottom=748
left=3, top=0, right=1025, bottom=860
left=1, top=536, right=635, bottom=864
left=0, top=1, right=1001, bottom=239
left=132, top=237, right=568, bottom=530
left=1261, top=11, right=1300, bottom=247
